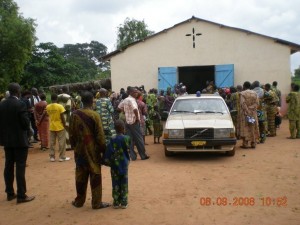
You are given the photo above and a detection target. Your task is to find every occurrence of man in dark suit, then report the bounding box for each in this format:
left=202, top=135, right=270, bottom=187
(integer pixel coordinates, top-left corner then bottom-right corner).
left=0, top=83, right=35, bottom=203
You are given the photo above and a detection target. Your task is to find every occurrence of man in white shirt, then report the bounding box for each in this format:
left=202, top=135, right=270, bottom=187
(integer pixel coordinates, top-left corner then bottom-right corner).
left=118, top=87, right=149, bottom=160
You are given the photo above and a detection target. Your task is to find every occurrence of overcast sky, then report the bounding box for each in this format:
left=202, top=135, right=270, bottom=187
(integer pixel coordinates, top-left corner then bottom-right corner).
left=14, top=0, right=300, bottom=73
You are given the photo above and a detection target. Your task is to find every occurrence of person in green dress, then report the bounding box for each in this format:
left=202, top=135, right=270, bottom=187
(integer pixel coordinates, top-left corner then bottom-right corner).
left=150, top=105, right=163, bottom=144
left=95, top=88, right=116, bottom=145
left=145, top=89, right=157, bottom=135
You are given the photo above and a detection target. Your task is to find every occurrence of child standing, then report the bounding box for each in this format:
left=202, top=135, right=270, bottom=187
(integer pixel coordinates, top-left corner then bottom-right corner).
left=151, top=105, right=163, bottom=144
left=104, top=119, right=130, bottom=209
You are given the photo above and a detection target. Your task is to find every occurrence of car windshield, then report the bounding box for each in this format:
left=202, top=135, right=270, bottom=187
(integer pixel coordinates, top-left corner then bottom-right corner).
left=171, top=98, right=229, bottom=114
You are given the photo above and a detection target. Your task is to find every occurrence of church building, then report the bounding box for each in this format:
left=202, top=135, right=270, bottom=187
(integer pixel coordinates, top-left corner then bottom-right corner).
left=102, top=16, right=300, bottom=113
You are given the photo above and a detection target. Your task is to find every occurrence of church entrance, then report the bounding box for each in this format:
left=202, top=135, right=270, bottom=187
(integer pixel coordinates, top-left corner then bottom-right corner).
left=178, top=65, right=214, bottom=94
left=158, top=64, right=234, bottom=93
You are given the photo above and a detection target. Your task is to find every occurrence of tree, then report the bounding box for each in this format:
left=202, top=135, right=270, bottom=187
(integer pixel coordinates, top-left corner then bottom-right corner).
left=0, top=0, right=36, bottom=91
left=21, top=41, right=110, bottom=89
left=294, top=67, right=300, bottom=78
left=21, top=42, right=80, bottom=89
left=59, top=41, right=109, bottom=80
left=116, top=18, right=154, bottom=49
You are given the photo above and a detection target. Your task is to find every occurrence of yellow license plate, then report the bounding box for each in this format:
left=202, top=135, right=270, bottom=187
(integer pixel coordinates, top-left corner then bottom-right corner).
left=191, top=141, right=206, bottom=146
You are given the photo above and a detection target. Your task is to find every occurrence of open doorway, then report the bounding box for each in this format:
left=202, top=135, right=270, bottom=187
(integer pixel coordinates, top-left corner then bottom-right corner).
left=158, top=64, right=234, bottom=92
left=178, top=65, right=214, bottom=94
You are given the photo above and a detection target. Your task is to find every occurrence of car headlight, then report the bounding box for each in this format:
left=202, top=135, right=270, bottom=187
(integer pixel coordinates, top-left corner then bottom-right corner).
left=164, top=129, right=184, bottom=139
left=214, top=128, right=235, bottom=138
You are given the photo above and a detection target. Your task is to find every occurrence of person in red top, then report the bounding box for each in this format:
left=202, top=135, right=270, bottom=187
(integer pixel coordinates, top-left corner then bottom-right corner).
left=34, top=93, right=49, bottom=151
left=136, top=90, right=148, bottom=145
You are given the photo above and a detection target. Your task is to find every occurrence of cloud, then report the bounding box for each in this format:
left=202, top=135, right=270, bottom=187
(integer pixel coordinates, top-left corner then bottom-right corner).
left=13, top=0, right=300, bottom=70
left=69, top=0, right=148, bottom=14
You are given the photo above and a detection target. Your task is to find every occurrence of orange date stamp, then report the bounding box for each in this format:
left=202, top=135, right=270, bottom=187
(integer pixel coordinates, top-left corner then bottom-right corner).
left=200, top=196, right=288, bottom=207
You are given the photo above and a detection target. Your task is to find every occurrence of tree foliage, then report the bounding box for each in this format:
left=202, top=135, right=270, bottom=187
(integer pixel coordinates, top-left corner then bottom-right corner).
left=116, top=18, right=154, bottom=49
left=0, top=0, right=36, bottom=91
left=21, top=41, right=110, bottom=89
left=20, top=42, right=79, bottom=89
left=295, top=67, right=300, bottom=78
left=59, top=41, right=109, bottom=79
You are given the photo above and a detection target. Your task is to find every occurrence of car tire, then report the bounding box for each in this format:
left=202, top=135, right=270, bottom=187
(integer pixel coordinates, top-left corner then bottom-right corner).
left=164, top=147, right=174, bottom=157
left=225, top=147, right=235, bottom=156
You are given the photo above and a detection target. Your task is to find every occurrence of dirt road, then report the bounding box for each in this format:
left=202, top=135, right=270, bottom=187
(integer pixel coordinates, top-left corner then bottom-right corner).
left=0, top=119, right=299, bottom=225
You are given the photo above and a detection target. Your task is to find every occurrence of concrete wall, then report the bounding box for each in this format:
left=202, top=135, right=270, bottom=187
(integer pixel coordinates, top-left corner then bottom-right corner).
left=110, top=19, right=291, bottom=112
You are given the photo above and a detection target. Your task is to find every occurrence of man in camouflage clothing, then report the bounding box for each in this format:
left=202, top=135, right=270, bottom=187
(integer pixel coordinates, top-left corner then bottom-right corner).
left=286, top=84, right=300, bottom=139
left=264, top=83, right=279, bottom=137
left=229, top=85, right=242, bottom=138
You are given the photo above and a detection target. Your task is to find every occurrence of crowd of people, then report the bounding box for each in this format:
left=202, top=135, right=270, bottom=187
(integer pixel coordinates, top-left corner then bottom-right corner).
left=0, top=79, right=299, bottom=209
left=220, top=81, right=299, bottom=146
left=198, top=80, right=299, bottom=147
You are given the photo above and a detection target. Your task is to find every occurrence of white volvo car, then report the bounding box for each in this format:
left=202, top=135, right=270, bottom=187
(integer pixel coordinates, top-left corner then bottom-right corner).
left=163, top=93, right=236, bottom=157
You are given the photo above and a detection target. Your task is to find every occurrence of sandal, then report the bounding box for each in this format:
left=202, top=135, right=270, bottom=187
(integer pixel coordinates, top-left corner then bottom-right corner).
left=92, top=202, right=111, bottom=209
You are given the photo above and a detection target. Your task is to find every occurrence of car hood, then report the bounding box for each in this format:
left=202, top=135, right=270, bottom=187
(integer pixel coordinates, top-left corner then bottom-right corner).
left=165, top=113, right=234, bottom=129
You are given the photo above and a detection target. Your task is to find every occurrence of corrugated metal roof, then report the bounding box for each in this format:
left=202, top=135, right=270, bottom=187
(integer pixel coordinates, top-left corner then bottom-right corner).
left=101, top=16, right=300, bottom=61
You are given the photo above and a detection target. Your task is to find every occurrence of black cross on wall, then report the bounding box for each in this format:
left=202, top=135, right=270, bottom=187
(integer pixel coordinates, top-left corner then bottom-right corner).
left=186, top=28, right=202, bottom=48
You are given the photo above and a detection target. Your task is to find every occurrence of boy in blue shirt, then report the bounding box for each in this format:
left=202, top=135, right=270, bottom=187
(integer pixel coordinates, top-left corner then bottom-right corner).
left=104, top=119, right=130, bottom=209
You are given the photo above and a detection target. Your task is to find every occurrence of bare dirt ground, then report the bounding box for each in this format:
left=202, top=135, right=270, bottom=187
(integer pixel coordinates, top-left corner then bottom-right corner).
left=0, top=119, right=299, bottom=225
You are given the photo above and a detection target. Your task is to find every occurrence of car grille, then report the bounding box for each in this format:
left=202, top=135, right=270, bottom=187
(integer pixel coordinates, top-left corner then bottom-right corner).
left=184, top=128, right=214, bottom=139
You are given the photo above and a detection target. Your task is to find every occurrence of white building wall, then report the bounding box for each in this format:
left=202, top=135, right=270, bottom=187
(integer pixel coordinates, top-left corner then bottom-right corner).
left=110, top=19, right=291, bottom=98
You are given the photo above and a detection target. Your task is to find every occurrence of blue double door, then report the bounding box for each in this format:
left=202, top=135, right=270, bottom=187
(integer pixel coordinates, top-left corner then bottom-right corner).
left=158, top=64, right=234, bottom=93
